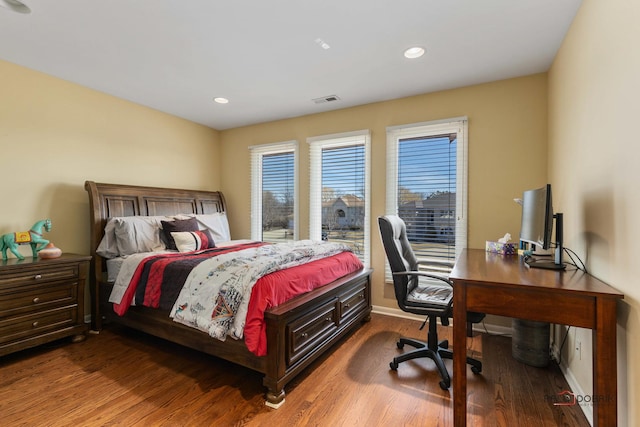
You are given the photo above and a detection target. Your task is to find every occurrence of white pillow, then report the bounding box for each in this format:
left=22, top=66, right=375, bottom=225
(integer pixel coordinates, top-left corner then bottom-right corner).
left=96, top=213, right=230, bottom=258
left=177, top=213, right=231, bottom=243
left=114, top=216, right=169, bottom=256
left=96, top=218, right=119, bottom=259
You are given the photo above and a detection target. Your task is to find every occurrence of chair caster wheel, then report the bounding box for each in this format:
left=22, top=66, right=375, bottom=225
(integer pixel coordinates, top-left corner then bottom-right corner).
left=471, top=365, right=482, bottom=374
left=390, top=361, right=398, bottom=371
left=439, top=380, right=450, bottom=390
left=396, top=341, right=404, bottom=349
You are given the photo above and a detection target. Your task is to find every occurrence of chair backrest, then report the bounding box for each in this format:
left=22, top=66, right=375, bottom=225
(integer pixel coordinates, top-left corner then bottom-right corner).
left=378, top=215, right=419, bottom=307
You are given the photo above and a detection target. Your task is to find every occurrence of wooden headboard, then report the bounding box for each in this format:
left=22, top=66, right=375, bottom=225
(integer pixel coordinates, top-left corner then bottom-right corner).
left=84, top=181, right=226, bottom=318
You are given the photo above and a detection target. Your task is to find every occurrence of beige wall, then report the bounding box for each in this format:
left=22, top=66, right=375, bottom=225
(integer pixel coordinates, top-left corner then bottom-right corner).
left=549, top=0, right=640, bottom=425
left=0, top=59, right=221, bottom=259
left=220, top=74, right=548, bottom=313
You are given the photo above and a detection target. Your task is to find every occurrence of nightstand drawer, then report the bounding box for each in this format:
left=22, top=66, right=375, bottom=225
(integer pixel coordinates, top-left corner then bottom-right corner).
left=0, top=254, right=90, bottom=357
left=0, top=282, right=78, bottom=317
left=0, top=266, right=78, bottom=289
left=0, top=305, right=78, bottom=345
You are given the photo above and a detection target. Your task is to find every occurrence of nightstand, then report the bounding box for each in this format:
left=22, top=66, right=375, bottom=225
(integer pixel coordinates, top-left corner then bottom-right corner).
left=0, top=253, right=91, bottom=357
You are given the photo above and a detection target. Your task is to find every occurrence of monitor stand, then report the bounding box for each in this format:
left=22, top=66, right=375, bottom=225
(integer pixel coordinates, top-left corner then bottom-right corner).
left=523, top=212, right=566, bottom=270
left=525, top=257, right=566, bottom=270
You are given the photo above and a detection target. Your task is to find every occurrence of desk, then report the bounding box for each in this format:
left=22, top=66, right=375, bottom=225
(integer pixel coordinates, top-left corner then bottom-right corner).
left=449, top=249, right=623, bottom=427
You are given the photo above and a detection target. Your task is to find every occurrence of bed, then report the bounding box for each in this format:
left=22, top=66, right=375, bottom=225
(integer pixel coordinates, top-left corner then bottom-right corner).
left=85, top=181, right=372, bottom=408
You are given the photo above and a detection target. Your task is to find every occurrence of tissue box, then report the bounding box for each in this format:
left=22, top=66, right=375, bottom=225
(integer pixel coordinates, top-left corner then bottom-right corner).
left=485, top=241, right=518, bottom=255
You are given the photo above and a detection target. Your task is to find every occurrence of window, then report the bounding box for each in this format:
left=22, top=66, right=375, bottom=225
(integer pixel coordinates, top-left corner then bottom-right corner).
left=309, top=130, right=370, bottom=267
left=250, top=141, right=298, bottom=242
left=386, top=117, right=468, bottom=278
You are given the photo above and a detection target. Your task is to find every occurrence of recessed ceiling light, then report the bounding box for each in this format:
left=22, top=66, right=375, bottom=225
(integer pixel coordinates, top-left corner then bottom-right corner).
left=0, top=0, right=31, bottom=14
left=315, top=38, right=331, bottom=50
left=404, top=46, right=425, bottom=59
left=213, top=97, right=229, bottom=104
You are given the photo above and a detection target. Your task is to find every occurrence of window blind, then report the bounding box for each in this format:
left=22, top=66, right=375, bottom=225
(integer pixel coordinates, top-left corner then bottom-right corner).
left=250, top=141, right=298, bottom=242
left=309, top=130, right=370, bottom=267
left=385, top=118, right=468, bottom=278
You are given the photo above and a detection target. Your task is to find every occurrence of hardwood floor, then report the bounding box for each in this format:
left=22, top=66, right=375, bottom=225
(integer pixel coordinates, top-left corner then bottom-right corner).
left=0, top=314, right=589, bottom=426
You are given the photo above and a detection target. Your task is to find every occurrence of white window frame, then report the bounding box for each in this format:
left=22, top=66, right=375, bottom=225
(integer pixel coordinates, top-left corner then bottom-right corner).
left=385, top=117, right=468, bottom=276
left=308, top=130, right=371, bottom=267
left=250, top=140, right=298, bottom=241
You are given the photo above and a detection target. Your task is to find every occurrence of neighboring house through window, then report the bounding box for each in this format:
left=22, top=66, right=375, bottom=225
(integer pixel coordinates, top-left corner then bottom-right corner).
left=250, top=141, right=298, bottom=243
left=309, top=130, right=371, bottom=267
left=385, top=117, right=468, bottom=278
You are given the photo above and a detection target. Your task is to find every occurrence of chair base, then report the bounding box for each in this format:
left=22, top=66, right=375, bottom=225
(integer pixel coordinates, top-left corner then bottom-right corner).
left=390, top=336, right=482, bottom=390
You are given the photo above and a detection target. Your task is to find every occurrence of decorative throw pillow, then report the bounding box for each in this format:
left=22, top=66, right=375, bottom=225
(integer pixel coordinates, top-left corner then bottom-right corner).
left=171, top=230, right=216, bottom=252
left=161, top=217, right=199, bottom=250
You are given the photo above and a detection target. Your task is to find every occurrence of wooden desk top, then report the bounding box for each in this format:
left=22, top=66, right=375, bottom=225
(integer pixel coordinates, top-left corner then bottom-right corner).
left=450, top=248, right=624, bottom=299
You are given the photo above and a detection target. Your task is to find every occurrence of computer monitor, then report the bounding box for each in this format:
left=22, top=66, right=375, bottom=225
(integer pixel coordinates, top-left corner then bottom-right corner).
left=519, top=184, right=565, bottom=270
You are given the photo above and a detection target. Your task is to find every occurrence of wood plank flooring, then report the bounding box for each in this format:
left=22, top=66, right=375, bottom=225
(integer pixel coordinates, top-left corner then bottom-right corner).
left=0, top=314, right=589, bottom=426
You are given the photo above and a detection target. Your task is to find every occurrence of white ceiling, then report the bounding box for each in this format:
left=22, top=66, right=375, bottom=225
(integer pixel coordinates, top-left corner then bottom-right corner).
left=0, top=0, right=582, bottom=130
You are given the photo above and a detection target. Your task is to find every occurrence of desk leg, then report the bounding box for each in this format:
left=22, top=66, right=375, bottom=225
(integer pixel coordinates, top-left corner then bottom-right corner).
left=453, top=283, right=468, bottom=427
left=593, top=297, right=618, bottom=427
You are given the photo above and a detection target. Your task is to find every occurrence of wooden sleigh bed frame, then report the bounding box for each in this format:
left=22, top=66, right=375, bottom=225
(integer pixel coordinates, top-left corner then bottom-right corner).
left=85, top=181, right=372, bottom=408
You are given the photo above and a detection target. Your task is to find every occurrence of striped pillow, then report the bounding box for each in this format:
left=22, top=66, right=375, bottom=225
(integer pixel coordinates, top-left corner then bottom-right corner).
left=170, top=230, right=215, bottom=252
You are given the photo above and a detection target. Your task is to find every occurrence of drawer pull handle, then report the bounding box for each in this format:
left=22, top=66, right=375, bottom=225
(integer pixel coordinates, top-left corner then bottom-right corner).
left=325, top=317, right=332, bottom=322
left=33, top=297, right=40, bottom=304
left=34, top=274, right=42, bottom=280
left=32, top=321, right=39, bottom=328
left=345, top=303, right=350, bottom=308
left=301, top=332, right=308, bottom=338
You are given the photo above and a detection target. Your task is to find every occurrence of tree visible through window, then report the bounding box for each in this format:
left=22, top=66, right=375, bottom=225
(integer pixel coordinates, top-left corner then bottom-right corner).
left=250, top=141, right=297, bottom=243
left=309, top=131, right=370, bottom=267
left=261, top=152, right=294, bottom=241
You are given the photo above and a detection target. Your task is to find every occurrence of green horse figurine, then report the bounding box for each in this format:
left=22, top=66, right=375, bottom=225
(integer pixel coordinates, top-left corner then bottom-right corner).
left=0, top=219, right=52, bottom=260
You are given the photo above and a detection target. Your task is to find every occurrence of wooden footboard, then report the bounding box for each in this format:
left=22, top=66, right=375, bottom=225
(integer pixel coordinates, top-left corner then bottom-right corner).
left=86, top=181, right=372, bottom=407
left=100, top=268, right=371, bottom=407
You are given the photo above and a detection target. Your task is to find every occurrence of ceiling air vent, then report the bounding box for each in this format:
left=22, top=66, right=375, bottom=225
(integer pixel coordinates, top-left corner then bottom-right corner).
left=312, top=95, right=341, bottom=104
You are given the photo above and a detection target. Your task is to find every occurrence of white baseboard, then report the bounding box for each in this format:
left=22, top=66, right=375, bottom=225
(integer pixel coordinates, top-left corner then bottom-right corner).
left=550, top=341, right=593, bottom=426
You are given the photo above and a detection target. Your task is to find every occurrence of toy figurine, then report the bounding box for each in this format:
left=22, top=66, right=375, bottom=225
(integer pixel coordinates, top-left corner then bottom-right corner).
left=0, top=219, right=52, bottom=260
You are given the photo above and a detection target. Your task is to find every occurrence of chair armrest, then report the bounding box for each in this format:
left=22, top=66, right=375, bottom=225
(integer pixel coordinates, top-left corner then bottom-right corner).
left=392, top=271, right=453, bottom=286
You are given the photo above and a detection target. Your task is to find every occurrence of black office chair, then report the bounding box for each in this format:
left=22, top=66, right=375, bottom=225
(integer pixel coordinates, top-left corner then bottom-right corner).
left=378, top=215, right=483, bottom=390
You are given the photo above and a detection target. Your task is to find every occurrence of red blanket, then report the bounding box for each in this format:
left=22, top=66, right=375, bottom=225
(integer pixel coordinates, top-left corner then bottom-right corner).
left=244, top=251, right=363, bottom=356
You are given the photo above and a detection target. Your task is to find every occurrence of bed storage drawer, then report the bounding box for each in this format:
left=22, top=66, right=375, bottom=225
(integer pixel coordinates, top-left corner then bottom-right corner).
left=286, top=298, right=339, bottom=365
left=338, top=283, right=368, bottom=324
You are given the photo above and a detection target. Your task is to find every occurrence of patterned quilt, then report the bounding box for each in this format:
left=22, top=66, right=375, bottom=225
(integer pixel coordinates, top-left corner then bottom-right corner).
left=109, top=242, right=266, bottom=315
left=169, top=240, right=353, bottom=341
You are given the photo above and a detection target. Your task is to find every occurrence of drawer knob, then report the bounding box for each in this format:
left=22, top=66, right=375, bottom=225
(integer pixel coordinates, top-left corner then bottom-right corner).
left=301, top=332, right=308, bottom=338
left=34, top=274, right=42, bottom=280
left=33, top=297, right=40, bottom=304
left=325, top=317, right=332, bottom=322
left=32, top=321, right=39, bottom=328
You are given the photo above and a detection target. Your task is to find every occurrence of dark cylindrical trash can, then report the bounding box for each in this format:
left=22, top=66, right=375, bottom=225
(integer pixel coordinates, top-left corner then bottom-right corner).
left=512, top=319, right=550, bottom=367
